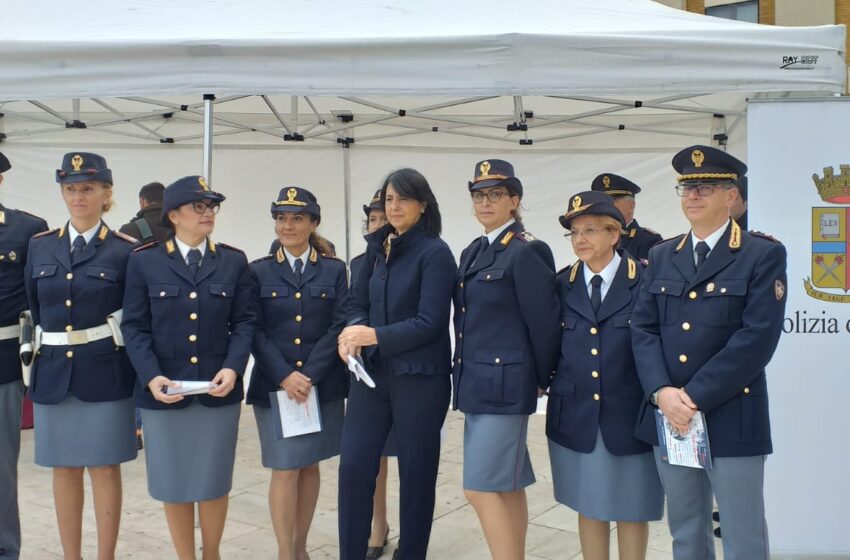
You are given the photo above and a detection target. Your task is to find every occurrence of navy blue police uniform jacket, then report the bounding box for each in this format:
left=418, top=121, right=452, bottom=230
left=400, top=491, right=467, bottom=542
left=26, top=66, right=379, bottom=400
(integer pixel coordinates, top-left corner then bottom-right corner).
left=349, top=253, right=366, bottom=290
left=246, top=246, right=349, bottom=407
left=25, top=223, right=137, bottom=403
left=0, top=205, right=48, bottom=384
left=122, top=237, right=255, bottom=410
left=349, top=222, right=456, bottom=377
left=546, top=251, right=652, bottom=456
left=452, top=222, right=560, bottom=415
left=620, top=219, right=663, bottom=262
left=630, top=220, right=787, bottom=457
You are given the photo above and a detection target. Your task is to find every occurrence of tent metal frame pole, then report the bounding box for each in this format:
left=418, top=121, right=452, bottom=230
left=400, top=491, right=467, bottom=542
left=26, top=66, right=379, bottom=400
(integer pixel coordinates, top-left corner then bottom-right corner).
left=203, top=94, right=215, bottom=181
left=342, top=144, right=352, bottom=265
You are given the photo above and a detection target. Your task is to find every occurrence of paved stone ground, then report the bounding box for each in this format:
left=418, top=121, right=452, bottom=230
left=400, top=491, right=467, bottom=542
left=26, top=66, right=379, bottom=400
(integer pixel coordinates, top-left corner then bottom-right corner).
left=19, top=406, right=718, bottom=559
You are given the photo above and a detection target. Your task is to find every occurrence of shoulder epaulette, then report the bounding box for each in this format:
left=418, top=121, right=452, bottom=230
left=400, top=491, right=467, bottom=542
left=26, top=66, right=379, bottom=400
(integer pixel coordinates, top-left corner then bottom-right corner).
left=517, top=231, right=537, bottom=243
left=643, top=226, right=660, bottom=236
left=749, top=230, right=781, bottom=244
left=133, top=241, right=160, bottom=253
left=112, top=230, right=138, bottom=243
left=32, top=228, right=59, bottom=239
left=320, top=253, right=342, bottom=261
left=251, top=254, right=274, bottom=264
left=215, top=242, right=245, bottom=254
left=13, top=208, right=47, bottom=222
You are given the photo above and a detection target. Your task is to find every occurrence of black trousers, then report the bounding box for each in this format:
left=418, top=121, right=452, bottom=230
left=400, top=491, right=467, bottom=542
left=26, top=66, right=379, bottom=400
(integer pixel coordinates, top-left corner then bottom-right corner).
left=338, top=366, right=450, bottom=560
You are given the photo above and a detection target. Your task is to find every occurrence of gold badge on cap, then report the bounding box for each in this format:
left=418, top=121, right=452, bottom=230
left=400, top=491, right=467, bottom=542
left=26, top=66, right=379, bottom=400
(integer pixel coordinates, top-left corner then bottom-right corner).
left=572, top=195, right=582, bottom=211
left=691, top=149, right=705, bottom=169
left=71, top=155, right=84, bottom=171
left=198, top=177, right=210, bottom=191
left=479, top=161, right=491, bottom=176
left=602, top=176, right=611, bottom=189
left=287, top=188, right=299, bottom=202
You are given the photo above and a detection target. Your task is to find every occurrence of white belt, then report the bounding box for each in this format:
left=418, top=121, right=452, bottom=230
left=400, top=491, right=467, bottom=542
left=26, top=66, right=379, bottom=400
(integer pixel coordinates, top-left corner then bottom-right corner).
left=0, top=324, right=19, bottom=341
left=40, top=324, right=113, bottom=346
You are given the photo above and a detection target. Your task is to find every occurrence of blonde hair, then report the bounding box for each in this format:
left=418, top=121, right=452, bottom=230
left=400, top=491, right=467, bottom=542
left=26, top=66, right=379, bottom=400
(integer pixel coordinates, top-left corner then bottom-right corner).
left=60, top=181, right=114, bottom=213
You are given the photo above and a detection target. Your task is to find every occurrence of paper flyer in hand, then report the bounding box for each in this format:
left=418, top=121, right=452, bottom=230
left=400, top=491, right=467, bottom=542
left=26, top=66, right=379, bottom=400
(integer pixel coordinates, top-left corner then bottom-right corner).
left=656, top=409, right=713, bottom=470
left=270, top=389, right=323, bottom=439
left=347, top=354, right=376, bottom=388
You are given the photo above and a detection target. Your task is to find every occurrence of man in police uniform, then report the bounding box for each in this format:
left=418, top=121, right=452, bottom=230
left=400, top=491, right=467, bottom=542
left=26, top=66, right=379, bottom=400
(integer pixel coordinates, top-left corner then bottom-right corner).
left=119, top=182, right=170, bottom=244
left=631, top=145, right=786, bottom=560
left=591, top=173, right=662, bottom=261
left=0, top=151, right=49, bottom=559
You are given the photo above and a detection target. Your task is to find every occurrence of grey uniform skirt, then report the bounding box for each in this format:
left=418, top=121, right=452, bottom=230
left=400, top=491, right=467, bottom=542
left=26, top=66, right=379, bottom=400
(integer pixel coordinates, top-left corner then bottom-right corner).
left=140, top=400, right=240, bottom=503
left=549, top=429, right=664, bottom=522
left=254, top=399, right=344, bottom=470
left=463, top=413, right=535, bottom=492
left=34, top=394, right=137, bottom=468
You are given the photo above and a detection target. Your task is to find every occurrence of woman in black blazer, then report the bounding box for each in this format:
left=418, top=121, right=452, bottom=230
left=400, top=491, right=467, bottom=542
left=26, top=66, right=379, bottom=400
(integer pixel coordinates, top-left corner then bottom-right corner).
left=337, top=168, right=456, bottom=560
left=547, top=190, right=663, bottom=560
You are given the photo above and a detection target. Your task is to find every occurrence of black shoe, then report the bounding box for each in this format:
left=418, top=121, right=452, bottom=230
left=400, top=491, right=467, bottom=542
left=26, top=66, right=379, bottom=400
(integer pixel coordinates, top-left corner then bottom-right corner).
left=714, top=526, right=722, bottom=539
left=712, top=510, right=720, bottom=522
left=366, top=527, right=389, bottom=559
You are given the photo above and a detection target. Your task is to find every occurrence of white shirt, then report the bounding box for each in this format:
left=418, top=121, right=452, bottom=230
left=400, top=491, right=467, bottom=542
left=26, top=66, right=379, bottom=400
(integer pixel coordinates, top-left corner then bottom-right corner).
left=483, top=218, right=516, bottom=245
left=583, top=252, right=621, bottom=302
left=174, top=236, right=207, bottom=265
left=284, top=245, right=311, bottom=272
left=690, top=219, right=729, bottom=266
left=66, top=222, right=100, bottom=251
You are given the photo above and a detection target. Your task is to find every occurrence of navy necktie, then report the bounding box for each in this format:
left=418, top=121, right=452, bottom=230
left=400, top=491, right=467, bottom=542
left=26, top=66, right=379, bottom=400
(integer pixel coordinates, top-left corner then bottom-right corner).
left=187, top=249, right=202, bottom=279
left=590, top=274, right=603, bottom=315
left=71, top=235, right=86, bottom=265
left=695, top=241, right=710, bottom=269
left=294, top=258, right=303, bottom=285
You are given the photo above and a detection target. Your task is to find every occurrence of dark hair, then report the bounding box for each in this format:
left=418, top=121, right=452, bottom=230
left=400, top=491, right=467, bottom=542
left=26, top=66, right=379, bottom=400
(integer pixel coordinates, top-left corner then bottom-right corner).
left=139, top=182, right=165, bottom=203
left=380, top=168, right=442, bottom=236
left=505, top=184, right=525, bottom=228
left=310, top=233, right=335, bottom=257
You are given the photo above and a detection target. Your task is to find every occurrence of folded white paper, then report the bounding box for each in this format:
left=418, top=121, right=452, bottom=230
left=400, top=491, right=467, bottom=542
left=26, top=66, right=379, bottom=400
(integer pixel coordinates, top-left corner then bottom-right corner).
left=166, top=381, right=219, bottom=396
left=347, top=354, right=376, bottom=388
left=270, top=389, right=322, bottom=438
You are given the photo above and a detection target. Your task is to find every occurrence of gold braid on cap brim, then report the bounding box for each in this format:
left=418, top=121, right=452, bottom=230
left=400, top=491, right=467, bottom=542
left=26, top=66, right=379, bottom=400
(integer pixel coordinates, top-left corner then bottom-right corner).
left=563, top=202, right=595, bottom=219
left=604, top=189, right=635, bottom=197
left=677, top=173, right=738, bottom=182
left=473, top=174, right=509, bottom=183
left=273, top=200, right=308, bottom=207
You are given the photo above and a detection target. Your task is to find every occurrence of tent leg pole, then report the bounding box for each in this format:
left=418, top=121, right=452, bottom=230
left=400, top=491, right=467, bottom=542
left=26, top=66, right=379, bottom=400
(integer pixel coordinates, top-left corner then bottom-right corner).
left=203, top=94, right=215, bottom=181
left=343, top=145, right=352, bottom=264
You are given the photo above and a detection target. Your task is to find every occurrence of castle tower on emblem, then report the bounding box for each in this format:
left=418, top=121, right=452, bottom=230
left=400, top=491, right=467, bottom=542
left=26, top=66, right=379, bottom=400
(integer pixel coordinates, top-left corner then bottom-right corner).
left=808, top=165, right=850, bottom=302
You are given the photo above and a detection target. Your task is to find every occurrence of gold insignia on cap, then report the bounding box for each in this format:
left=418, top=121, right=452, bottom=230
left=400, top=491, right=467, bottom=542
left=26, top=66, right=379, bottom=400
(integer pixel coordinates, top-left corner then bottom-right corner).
left=288, top=188, right=298, bottom=202
left=602, top=176, right=611, bottom=189
left=479, top=161, right=491, bottom=176
left=572, top=195, right=582, bottom=211
left=71, top=155, right=84, bottom=171
left=775, top=279, right=785, bottom=300
left=198, top=177, right=210, bottom=191
left=691, top=149, right=705, bottom=169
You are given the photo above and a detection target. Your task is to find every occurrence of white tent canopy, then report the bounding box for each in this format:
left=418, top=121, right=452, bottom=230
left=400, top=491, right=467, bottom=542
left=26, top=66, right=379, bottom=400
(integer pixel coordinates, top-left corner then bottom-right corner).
left=2, top=0, right=845, bottom=100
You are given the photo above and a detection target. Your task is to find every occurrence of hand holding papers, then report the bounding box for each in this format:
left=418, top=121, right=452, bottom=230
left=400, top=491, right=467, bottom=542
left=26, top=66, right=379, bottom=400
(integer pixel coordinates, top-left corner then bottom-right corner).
left=165, top=381, right=221, bottom=396
left=270, top=389, right=322, bottom=439
left=656, top=409, right=713, bottom=469
left=347, top=354, right=376, bottom=388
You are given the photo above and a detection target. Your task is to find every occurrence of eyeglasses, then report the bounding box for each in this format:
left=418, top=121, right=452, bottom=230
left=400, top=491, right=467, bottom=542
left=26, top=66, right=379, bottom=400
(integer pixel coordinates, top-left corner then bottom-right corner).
left=471, top=190, right=512, bottom=204
left=565, top=227, right=607, bottom=239
left=675, top=183, right=732, bottom=198
left=190, top=201, right=221, bottom=214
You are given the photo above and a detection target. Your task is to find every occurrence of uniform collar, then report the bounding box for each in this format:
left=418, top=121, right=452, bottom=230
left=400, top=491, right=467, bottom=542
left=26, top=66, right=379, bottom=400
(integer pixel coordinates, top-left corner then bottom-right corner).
left=690, top=219, right=730, bottom=253
left=484, top=218, right=515, bottom=245
left=283, top=245, right=311, bottom=270
left=67, top=221, right=101, bottom=248
left=174, top=235, right=207, bottom=263
left=583, top=251, right=621, bottom=292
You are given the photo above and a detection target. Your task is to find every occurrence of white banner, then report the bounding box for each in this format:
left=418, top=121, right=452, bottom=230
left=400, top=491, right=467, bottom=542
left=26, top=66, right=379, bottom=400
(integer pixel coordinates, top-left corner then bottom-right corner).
left=749, top=98, right=850, bottom=557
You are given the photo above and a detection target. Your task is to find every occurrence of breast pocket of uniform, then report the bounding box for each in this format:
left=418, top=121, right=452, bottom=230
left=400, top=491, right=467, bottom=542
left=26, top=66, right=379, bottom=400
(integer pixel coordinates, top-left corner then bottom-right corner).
left=701, top=279, right=747, bottom=326
left=209, top=283, right=235, bottom=299
left=309, top=285, right=336, bottom=302
left=32, top=264, right=58, bottom=301
left=648, top=279, right=685, bottom=324
left=260, top=285, right=290, bottom=301
left=472, top=348, right=524, bottom=407
left=476, top=268, right=505, bottom=283
left=86, top=265, right=119, bottom=283
left=148, top=283, right=180, bottom=302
